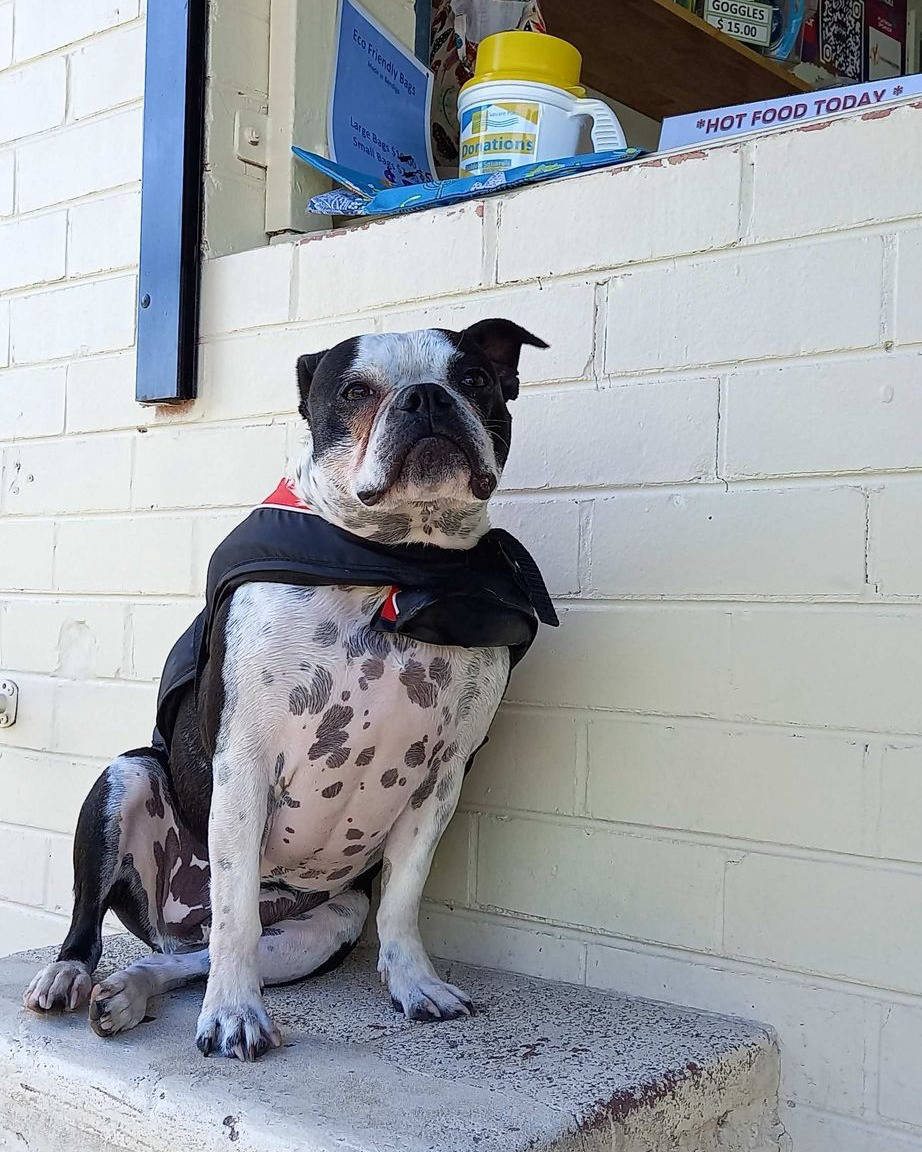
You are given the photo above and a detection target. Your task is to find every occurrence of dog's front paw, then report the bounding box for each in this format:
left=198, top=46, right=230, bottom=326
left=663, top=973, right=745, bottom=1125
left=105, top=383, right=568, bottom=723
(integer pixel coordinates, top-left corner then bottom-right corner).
left=390, top=974, right=474, bottom=1021
left=196, top=998, right=281, bottom=1061
left=379, top=947, right=473, bottom=1021
left=23, top=960, right=92, bottom=1013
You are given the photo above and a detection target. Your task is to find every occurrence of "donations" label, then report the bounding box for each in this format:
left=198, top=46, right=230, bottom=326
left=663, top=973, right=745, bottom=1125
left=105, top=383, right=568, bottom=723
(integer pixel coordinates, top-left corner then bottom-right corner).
left=459, top=102, right=540, bottom=177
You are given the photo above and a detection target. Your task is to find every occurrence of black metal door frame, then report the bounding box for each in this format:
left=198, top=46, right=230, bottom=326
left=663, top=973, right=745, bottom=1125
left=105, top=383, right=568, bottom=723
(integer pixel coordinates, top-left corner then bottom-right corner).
left=135, top=0, right=207, bottom=404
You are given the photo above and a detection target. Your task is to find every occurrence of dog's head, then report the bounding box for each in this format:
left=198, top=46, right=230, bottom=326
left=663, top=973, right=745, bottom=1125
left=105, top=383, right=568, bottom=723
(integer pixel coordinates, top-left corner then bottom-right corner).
left=294, top=321, right=547, bottom=545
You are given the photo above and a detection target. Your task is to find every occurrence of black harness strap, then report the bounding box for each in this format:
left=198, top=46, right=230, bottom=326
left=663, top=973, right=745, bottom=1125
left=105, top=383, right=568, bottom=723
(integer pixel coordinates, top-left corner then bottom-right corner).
left=153, top=504, right=557, bottom=755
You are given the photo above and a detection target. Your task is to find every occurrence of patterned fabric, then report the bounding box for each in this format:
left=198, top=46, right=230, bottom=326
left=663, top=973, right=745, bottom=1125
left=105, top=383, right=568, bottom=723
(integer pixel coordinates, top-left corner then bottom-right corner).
left=301, top=146, right=642, bottom=218
left=429, top=0, right=546, bottom=172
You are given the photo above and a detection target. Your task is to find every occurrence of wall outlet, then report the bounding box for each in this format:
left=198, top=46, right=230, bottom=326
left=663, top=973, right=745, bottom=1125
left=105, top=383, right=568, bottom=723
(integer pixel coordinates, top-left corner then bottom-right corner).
left=0, top=679, right=18, bottom=729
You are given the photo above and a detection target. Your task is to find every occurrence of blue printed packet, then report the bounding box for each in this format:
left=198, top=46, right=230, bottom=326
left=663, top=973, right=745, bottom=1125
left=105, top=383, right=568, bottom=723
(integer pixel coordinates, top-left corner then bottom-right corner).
left=293, top=147, right=643, bottom=218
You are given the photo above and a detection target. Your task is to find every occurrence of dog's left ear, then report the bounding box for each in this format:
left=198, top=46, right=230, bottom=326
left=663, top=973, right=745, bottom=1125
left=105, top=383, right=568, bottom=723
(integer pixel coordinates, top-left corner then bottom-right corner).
left=462, top=319, right=548, bottom=402
left=295, top=351, right=327, bottom=422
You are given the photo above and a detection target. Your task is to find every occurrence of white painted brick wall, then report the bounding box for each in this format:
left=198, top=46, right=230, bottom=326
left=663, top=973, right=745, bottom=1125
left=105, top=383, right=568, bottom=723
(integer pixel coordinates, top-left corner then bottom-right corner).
left=128, top=601, right=199, bottom=680
left=132, top=423, right=286, bottom=509
left=895, top=226, right=922, bottom=345
left=54, top=516, right=196, bottom=596
left=880, top=745, right=922, bottom=862
left=585, top=719, right=866, bottom=853
left=53, top=679, right=156, bottom=758
left=0, top=55, right=66, bottom=144
left=293, top=204, right=486, bottom=322
left=3, top=434, right=134, bottom=515
left=9, top=275, right=136, bottom=364
left=502, top=378, right=718, bottom=490
left=68, top=22, right=145, bottom=121
left=0, top=147, right=13, bottom=216
left=724, top=853, right=922, bottom=992
left=0, top=747, right=103, bottom=835
left=0, top=365, right=66, bottom=439
left=589, top=486, right=866, bottom=597
left=16, top=106, right=142, bottom=212
left=509, top=605, right=731, bottom=714
left=476, top=814, right=727, bottom=950
left=65, top=351, right=145, bottom=433
left=0, top=4, right=11, bottom=71
left=0, top=296, right=8, bottom=367
left=0, top=598, right=126, bottom=678
left=2, top=14, right=922, bottom=1146
left=421, top=907, right=587, bottom=984
left=67, top=191, right=141, bottom=277
left=745, top=106, right=922, bottom=240
left=461, top=707, right=583, bottom=815
left=879, top=1003, right=922, bottom=1127
left=199, top=243, right=294, bottom=337
left=12, top=1, right=139, bottom=63
left=0, top=520, right=55, bottom=590
left=872, top=480, right=922, bottom=596
left=498, top=146, right=743, bottom=281
left=728, top=609, right=922, bottom=732
left=0, top=212, right=67, bottom=294
left=605, top=234, right=885, bottom=373
left=489, top=498, right=581, bottom=597
left=720, top=349, right=922, bottom=479
left=0, top=825, right=49, bottom=905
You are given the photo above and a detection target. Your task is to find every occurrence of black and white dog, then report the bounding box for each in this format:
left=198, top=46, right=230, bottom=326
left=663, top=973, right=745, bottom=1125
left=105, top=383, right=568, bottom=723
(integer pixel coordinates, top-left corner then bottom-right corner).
left=24, top=320, right=555, bottom=1061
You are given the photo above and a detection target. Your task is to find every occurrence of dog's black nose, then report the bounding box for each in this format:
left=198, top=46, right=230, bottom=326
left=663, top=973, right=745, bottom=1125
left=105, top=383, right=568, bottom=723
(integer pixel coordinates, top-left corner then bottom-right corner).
left=395, top=382, right=453, bottom=419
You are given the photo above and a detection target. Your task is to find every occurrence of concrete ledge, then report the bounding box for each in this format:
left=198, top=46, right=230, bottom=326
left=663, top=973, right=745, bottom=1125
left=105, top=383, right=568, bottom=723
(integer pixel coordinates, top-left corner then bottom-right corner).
left=0, top=938, right=782, bottom=1152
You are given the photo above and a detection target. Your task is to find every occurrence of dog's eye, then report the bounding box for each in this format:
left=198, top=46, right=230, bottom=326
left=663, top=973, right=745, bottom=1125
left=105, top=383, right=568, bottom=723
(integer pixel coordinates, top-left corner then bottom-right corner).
left=342, top=382, right=373, bottom=402
left=462, top=371, right=490, bottom=389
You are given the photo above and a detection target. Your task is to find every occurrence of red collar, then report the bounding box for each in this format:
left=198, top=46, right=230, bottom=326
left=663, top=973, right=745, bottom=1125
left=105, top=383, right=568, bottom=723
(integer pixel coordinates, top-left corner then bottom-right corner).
left=262, top=478, right=314, bottom=513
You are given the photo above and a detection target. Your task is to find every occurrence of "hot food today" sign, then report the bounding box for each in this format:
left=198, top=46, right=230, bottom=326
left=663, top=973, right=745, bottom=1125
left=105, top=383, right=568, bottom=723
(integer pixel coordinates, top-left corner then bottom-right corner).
left=659, top=73, right=922, bottom=151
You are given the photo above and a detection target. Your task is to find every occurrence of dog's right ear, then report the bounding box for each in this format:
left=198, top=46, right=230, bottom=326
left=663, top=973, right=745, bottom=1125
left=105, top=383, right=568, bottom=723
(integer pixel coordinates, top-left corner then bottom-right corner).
left=296, top=351, right=327, bottom=422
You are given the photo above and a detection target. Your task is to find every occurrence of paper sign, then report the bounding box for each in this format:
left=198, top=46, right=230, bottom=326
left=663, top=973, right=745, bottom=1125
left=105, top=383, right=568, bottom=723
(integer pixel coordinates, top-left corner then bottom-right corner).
left=329, top=0, right=436, bottom=185
left=868, top=0, right=907, bottom=79
left=658, top=73, right=922, bottom=151
left=703, top=0, right=773, bottom=47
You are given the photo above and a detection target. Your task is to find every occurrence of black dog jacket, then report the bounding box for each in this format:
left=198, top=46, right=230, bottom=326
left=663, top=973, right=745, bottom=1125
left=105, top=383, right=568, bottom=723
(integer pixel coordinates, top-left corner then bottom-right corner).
left=153, top=480, right=558, bottom=755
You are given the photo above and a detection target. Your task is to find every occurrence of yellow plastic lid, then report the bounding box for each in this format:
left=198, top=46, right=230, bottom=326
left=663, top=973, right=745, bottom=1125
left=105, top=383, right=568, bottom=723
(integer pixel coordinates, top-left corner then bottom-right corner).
left=462, top=30, right=586, bottom=97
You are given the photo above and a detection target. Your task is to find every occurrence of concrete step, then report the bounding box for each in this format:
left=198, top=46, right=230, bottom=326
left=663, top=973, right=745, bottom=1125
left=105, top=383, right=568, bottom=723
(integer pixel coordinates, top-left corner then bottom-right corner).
left=0, top=937, right=783, bottom=1152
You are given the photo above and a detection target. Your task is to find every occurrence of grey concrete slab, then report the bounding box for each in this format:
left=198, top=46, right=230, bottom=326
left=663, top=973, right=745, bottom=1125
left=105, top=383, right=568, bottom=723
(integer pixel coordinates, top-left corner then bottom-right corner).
left=0, top=938, right=783, bottom=1152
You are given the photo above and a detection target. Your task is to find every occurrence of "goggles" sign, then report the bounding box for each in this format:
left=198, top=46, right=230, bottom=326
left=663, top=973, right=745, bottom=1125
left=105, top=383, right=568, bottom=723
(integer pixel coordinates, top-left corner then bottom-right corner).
left=703, top=0, right=773, bottom=46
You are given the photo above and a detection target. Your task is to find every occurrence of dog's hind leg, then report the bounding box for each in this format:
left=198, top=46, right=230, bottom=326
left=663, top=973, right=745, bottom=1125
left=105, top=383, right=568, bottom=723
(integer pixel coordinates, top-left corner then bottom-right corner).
left=90, top=887, right=369, bottom=1041
left=89, top=948, right=210, bottom=1037
left=24, top=750, right=209, bottom=1015
left=259, top=887, right=369, bottom=986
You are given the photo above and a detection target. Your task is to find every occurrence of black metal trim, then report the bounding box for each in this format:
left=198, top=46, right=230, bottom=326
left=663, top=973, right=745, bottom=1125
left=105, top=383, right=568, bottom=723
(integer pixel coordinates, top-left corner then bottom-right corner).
left=136, top=1, right=207, bottom=404
left=414, top=0, right=432, bottom=63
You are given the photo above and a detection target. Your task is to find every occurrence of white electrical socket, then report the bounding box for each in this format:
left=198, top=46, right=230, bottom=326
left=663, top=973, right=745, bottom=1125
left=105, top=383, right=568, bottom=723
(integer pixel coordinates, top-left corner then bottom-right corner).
left=0, top=679, right=19, bottom=728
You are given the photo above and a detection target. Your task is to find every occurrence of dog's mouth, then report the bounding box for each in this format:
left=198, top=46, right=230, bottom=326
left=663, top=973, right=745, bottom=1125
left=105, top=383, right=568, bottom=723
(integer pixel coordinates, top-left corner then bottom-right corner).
left=357, top=434, right=496, bottom=506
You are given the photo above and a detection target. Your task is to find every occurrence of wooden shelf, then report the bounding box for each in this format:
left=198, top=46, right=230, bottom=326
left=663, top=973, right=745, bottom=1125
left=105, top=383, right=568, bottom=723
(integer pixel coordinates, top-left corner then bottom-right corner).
left=540, top=0, right=812, bottom=122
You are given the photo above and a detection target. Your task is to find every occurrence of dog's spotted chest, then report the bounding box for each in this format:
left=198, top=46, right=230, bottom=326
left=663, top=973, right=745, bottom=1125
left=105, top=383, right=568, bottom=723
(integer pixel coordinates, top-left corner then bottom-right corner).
left=228, top=583, right=507, bottom=891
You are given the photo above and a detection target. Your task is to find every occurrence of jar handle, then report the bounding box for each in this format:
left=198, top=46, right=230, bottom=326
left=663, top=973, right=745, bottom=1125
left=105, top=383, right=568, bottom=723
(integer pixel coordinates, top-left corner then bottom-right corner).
left=570, top=98, right=627, bottom=153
